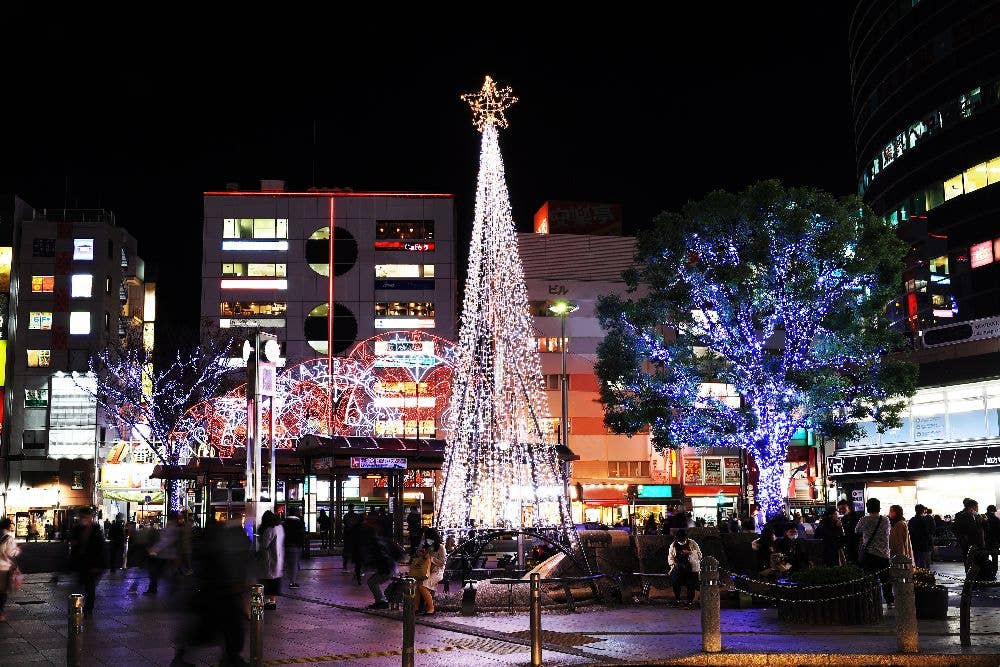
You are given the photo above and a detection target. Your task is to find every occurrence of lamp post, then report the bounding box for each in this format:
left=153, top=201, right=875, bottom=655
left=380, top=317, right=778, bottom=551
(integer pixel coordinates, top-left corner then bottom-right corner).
left=547, top=301, right=578, bottom=449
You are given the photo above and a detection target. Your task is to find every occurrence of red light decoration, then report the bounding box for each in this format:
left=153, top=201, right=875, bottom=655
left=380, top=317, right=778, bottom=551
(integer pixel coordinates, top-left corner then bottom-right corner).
left=373, top=241, right=435, bottom=251
left=170, top=331, right=457, bottom=459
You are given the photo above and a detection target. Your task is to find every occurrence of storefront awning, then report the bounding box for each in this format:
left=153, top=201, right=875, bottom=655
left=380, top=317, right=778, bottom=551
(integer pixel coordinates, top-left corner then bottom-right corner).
left=829, top=444, right=1000, bottom=477
left=581, top=486, right=628, bottom=506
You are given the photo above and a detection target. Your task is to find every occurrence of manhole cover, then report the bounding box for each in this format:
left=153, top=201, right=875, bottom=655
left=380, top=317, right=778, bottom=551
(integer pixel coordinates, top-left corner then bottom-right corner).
left=505, top=629, right=601, bottom=646
left=449, top=637, right=527, bottom=655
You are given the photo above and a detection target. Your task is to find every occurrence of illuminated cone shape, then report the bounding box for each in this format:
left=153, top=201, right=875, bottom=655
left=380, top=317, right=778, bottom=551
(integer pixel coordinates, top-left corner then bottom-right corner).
left=436, top=78, right=574, bottom=538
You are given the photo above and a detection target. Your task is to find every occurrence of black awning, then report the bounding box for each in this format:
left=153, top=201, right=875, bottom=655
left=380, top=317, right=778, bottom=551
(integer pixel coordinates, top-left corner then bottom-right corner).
left=828, top=444, right=1000, bottom=476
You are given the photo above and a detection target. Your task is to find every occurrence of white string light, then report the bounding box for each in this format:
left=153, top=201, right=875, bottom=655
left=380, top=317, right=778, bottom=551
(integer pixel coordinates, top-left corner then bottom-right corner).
left=436, top=77, right=574, bottom=541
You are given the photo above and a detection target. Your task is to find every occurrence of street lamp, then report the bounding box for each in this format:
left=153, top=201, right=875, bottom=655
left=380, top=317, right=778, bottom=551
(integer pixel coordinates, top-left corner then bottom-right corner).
left=547, top=301, right=578, bottom=451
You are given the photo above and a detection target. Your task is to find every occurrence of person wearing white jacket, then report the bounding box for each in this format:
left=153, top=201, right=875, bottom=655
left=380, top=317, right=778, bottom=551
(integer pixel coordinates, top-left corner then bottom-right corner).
left=667, top=529, right=702, bottom=606
left=258, top=511, right=285, bottom=610
left=0, top=518, right=21, bottom=621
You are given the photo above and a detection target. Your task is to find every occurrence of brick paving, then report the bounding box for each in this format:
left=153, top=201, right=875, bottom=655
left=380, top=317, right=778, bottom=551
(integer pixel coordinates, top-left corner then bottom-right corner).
left=1, top=557, right=998, bottom=665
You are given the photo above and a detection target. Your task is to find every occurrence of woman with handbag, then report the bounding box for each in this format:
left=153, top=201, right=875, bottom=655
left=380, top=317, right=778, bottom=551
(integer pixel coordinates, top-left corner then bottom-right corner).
left=0, top=518, right=23, bottom=622
left=855, top=497, right=894, bottom=606
left=419, top=529, right=446, bottom=616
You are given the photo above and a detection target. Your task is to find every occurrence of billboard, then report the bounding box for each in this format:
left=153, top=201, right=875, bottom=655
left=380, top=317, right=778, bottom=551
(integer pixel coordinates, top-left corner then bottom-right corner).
left=533, top=201, right=623, bottom=235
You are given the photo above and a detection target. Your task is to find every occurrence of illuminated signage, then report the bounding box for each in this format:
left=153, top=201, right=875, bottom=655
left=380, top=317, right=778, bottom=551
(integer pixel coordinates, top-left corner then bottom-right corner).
left=375, top=318, right=435, bottom=329
left=970, top=240, right=994, bottom=268
left=637, top=485, right=673, bottom=499
left=373, top=396, right=436, bottom=408
left=220, top=318, right=286, bottom=329
left=0, top=247, right=11, bottom=291
left=349, top=457, right=407, bottom=470
left=374, top=340, right=434, bottom=355
left=374, top=241, right=435, bottom=251
left=220, top=279, right=288, bottom=290
left=222, top=240, right=289, bottom=251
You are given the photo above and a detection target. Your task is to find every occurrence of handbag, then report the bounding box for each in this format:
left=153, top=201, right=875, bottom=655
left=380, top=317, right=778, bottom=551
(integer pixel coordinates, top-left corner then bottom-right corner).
left=859, top=516, right=885, bottom=567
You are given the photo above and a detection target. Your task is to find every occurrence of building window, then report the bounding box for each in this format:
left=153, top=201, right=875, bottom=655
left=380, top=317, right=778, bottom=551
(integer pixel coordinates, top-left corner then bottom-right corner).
left=105, top=275, right=112, bottom=294
left=376, top=220, right=434, bottom=241
left=27, top=349, right=51, bottom=367
left=29, top=311, right=53, bottom=330
left=31, top=276, right=55, bottom=293
left=121, top=247, right=129, bottom=268
left=219, top=301, right=287, bottom=317
left=223, top=218, right=289, bottom=239
left=374, top=264, right=435, bottom=278
left=375, top=302, right=435, bottom=318
left=71, top=274, right=93, bottom=297
left=24, top=388, right=49, bottom=408
left=608, top=461, right=650, bottom=478
left=69, top=312, right=91, bottom=335
left=23, top=430, right=47, bottom=448
left=71, top=471, right=85, bottom=490
left=104, top=312, right=111, bottom=334
left=220, top=278, right=287, bottom=290
left=536, top=337, right=568, bottom=353
left=222, top=263, right=287, bottom=277
left=74, top=238, right=95, bottom=260
left=544, top=374, right=563, bottom=390
left=32, top=238, right=55, bottom=257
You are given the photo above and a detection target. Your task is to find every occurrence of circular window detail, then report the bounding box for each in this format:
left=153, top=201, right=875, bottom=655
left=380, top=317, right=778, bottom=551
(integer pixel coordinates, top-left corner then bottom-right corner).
left=306, top=227, right=358, bottom=277
left=304, top=303, right=358, bottom=356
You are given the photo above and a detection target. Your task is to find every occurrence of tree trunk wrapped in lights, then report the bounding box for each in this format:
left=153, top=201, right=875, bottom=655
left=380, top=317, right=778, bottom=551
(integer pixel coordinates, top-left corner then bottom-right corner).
left=435, top=77, right=574, bottom=541
left=595, top=181, right=917, bottom=520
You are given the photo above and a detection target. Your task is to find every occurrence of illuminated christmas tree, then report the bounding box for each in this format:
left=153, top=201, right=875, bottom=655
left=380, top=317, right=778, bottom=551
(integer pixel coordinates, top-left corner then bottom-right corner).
left=436, top=77, right=574, bottom=538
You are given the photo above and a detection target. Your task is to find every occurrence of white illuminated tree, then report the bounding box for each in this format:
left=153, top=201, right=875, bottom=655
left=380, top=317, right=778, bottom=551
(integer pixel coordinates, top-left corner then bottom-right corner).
left=436, top=77, right=574, bottom=539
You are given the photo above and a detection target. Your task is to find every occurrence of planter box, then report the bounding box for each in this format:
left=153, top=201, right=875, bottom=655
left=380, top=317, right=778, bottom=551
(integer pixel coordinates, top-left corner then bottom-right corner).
left=776, top=578, right=884, bottom=624
left=915, top=585, right=949, bottom=620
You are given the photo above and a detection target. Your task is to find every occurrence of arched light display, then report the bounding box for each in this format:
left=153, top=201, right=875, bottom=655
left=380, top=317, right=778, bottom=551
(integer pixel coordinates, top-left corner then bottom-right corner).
left=170, top=331, right=458, bottom=460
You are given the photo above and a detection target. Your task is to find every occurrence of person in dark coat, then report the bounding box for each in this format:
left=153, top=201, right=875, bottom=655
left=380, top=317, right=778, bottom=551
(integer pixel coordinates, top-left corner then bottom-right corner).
left=69, top=507, right=108, bottom=615
left=283, top=509, right=305, bottom=589
left=108, top=513, right=127, bottom=570
left=406, top=507, right=423, bottom=559
left=342, top=506, right=361, bottom=572
left=317, top=510, right=331, bottom=550
left=838, top=500, right=861, bottom=564
left=954, top=498, right=994, bottom=580
left=815, top=509, right=845, bottom=567
left=908, top=504, right=934, bottom=569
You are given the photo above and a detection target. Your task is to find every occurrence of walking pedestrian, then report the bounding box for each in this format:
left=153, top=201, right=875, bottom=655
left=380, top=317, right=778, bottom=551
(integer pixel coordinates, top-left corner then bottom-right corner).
left=815, top=509, right=845, bottom=567
left=283, top=508, right=305, bottom=589
left=908, top=504, right=933, bottom=569
left=109, top=513, right=127, bottom=571
left=0, top=518, right=22, bottom=622
left=147, top=511, right=183, bottom=595
left=342, top=505, right=361, bottom=572
left=415, top=529, right=446, bottom=616
left=366, top=523, right=402, bottom=609
left=855, top=497, right=893, bottom=606
left=68, top=507, right=108, bottom=616
left=317, top=510, right=331, bottom=550
left=668, top=529, right=702, bottom=607
left=258, top=511, right=284, bottom=610
left=888, top=504, right=913, bottom=563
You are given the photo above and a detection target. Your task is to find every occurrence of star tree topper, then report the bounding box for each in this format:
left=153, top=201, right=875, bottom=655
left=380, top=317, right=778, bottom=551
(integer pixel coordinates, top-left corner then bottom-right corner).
left=462, top=75, right=517, bottom=132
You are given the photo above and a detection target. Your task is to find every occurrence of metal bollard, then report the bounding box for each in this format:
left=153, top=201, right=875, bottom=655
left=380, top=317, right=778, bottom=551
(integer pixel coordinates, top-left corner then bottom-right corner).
left=530, top=572, right=542, bottom=667
left=402, top=577, right=416, bottom=667
left=700, top=556, right=722, bottom=654
left=249, top=584, right=265, bottom=667
left=892, top=555, right=919, bottom=653
left=66, top=593, right=84, bottom=667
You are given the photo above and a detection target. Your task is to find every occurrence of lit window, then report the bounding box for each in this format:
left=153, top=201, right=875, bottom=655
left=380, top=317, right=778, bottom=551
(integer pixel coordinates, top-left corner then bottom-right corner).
left=74, top=239, right=95, bottom=260
left=70, top=312, right=91, bottom=335
left=929, top=256, right=949, bottom=274
left=219, top=318, right=286, bottom=329
left=31, top=276, right=55, bottom=293
left=29, top=311, right=53, bottom=330
left=376, top=220, right=434, bottom=241
left=27, top=349, right=51, bottom=367
left=223, top=218, right=288, bottom=239
left=220, top=263, right=288, bottom=277
left=105, top=275, right=112, bottom=294
left=536, top=337, right=568, bottom=353
left=221, top=240, right=289, bottom=251
left=121, top=247, right=128, bottom=268
left=219, top=301, right=287, bottom=317
left=374, top=265, right=435, bottom=278
left=32, top=239, right=55, bottom=257
left=71, top=274, right=93, bottom=298
left=374, top=318, right=435, bottom=329
left=943, top=174, right=964, bottom=201
left=375, top=302, right=435, bottom=317
left=964, top=162, right=989, bottom=194
left=970, top=241, right=994, bottom=268
left=989, top=157, right=1000, bottom=186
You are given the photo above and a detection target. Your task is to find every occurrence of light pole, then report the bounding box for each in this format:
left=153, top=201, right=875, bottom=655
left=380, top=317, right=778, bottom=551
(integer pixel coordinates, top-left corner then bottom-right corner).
left=547, top=301, right=578, bottom=451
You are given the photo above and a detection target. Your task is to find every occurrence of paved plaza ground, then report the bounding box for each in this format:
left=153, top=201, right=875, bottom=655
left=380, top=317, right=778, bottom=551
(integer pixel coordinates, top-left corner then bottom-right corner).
left=2, top=556, right=999, bottom=666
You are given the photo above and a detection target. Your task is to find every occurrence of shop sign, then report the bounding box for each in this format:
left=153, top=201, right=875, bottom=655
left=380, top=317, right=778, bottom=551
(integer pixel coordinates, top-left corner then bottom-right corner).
left=829, top=445, right=1000, bottom=475
left=704, top=459, right=723, bottom=484
left=636, top=484, right=673, bottom=499
left=349, top=456, right=407, bottom=470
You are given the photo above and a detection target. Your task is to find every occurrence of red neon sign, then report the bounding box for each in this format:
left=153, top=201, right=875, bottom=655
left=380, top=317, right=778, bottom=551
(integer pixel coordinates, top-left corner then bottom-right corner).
left=374, top=241, right=435, bottom=251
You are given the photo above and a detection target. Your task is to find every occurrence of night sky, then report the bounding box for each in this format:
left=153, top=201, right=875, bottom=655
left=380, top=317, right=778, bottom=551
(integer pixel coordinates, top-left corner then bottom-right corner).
left=3, top=5, right=854, bottom=348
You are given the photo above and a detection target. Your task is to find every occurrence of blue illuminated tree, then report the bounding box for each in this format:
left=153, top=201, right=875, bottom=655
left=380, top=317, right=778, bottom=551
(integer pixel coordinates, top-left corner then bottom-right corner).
left=595, top=181, right=917, bottom=519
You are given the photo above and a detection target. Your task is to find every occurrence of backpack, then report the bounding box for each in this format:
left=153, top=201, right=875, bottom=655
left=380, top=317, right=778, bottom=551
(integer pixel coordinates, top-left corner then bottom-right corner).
left=673, top=541, right=693, bottom=574
left=384, top=579, right=405, bottom=604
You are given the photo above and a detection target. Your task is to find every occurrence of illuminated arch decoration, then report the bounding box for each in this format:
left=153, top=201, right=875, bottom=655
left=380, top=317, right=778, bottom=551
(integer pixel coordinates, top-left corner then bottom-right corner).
left=170, top=331, right=458, bottom=460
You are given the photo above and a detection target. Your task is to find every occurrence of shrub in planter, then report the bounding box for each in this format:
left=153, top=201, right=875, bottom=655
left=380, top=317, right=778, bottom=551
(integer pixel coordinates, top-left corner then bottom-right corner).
left=913, top=568, right=949, bottom=620
left=776, top=565, right=883, bottom=624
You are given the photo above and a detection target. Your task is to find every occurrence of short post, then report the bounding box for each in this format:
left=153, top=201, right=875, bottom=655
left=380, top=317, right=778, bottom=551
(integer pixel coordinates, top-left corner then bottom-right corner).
left=530, top=572, right=543, bottom=667
left=892, top=555, right=919, bottom=653
left=700, top=556, right=722, bottom=654
left=402, top=577, right=416, bottom=667
left=249, top=583, right=265, bottom=667
left=960, top=579, right=972, bottom=647
left=66, top=593, right=84, bottom=667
